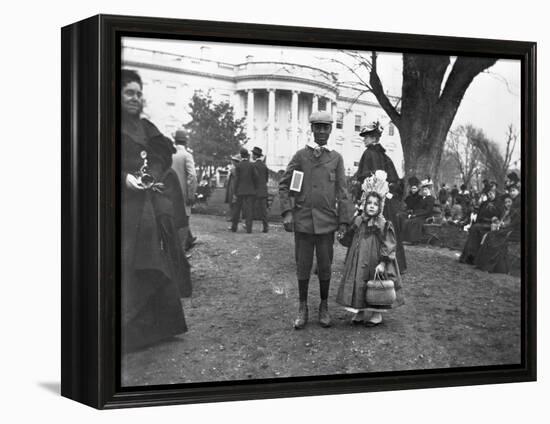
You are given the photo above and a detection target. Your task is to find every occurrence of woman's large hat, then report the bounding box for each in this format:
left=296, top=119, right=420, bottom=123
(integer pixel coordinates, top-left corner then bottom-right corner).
left=420, top=178, right=433, bottom=188
left=408, top=176, right=420, bottom=187
left=507, top=171, right=520, bottom=183
left=359, top=121, right=384, bottom=137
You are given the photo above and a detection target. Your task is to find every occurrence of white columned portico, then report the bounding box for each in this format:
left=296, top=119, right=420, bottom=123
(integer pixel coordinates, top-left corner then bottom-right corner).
left=267, top=88, right=276, bottom=158
left=325, top=98, right=332, bottom=116
left=312, top=94, right=319, bottom=113
left=246, top=89, right=255, bottom=144
left=328, top=100, right=337, bottom=150
left=291, top=90, right=300, bottom=152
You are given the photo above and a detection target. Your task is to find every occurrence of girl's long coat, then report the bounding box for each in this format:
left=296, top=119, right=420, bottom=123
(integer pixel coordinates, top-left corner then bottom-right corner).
left=336, top=215, right=404, bottom=310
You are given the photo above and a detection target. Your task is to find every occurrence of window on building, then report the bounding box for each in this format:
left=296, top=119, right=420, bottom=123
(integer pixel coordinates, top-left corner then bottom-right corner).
left=318, top=98, right=327, bottom=111
left=389, top=121, right=395, bottom=136
left=354, top=114, right=362, bottom=132
left=336, top=112, right=344, bottom=130
left=166, top=85, right=177, bottom=90
left=166, top=102, right=176, bottom=107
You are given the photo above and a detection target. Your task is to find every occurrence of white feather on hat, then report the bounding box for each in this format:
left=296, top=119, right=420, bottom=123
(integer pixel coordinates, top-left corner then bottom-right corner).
left=360, top=170, right=389, bottom=215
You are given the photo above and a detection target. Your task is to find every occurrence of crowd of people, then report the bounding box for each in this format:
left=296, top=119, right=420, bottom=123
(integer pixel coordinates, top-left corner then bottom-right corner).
left=225, top=146, right=270, bottom=233
left=121, top=67, right=521, bottom=352
left=456, top=175, right=521, bottom=273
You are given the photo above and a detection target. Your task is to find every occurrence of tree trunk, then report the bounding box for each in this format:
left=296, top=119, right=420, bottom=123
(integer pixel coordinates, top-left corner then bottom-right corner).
left=401, top=127, right=448, bottom=187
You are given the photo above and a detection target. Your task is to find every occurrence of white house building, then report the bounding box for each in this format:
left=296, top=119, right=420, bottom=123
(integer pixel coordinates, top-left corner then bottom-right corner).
left=122, top=44, right=404, bottom=176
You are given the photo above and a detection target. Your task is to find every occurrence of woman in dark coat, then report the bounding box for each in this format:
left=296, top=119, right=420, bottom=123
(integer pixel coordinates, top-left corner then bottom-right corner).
left=475, top=193, right=521, bottom=273
left=121, top=69, right=190, bottom=352
left=354, top=121, right=406, bottom=270
left=508, top=184, right=521, bottom=242
left=401, top=177, right=423, bottom=214
left=459, top=189, right=502, bottom=265
left=398, top=179, right=435, bottom=243
left=354, top=121, right=399, bottom=186
left=384, top=179, right=407, bottom=271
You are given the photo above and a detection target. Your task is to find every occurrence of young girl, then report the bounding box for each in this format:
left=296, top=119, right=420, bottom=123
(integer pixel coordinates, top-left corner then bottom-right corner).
left=336, top=190, right=404, bottom=327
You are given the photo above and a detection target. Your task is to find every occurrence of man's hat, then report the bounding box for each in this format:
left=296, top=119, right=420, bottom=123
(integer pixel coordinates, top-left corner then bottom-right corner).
left=239, top=147, right=249, bottom=158
left=507, top=171, right=520, bottom=183
left=359, top=121, right=384, bottom=137
left=252, top=146, right=263, bottom=157
left=408, top=176, right=420, bottom=187
left=309, top=111, right=333, bottom=124
left=174, top=129, right=188, bottom=142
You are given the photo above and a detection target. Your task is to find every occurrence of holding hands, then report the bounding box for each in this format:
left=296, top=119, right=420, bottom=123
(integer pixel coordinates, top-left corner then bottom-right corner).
left=283, top=211, right=294, bottom=232
left=375, top=262, right=386, bottom=276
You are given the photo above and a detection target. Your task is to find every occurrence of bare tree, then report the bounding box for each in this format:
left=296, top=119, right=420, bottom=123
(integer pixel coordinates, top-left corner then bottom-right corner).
left=472, top=124, right=519, bottom=187
left=332, top=51, right=497, bottom=184
left=446, top=124, right=483, bottom=187
left=502, top=124, right=519, bottom=173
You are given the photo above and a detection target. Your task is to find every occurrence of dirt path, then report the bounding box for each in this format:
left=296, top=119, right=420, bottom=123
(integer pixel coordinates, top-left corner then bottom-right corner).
left=122, top=215, right=521, bottom=386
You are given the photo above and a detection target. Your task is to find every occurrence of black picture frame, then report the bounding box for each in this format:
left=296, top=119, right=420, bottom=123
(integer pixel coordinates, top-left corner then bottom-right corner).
left=61, top=14, right=537, bottom=409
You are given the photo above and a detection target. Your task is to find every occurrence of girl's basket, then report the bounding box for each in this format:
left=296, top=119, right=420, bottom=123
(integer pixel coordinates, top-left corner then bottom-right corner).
left=366, top=270, right=396, bottom=307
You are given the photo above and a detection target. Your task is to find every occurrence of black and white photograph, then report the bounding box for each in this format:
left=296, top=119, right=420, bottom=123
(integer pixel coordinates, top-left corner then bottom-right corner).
left=120, top=36, right=524, bottom=387
left=3, top=0, right=547, bottom=420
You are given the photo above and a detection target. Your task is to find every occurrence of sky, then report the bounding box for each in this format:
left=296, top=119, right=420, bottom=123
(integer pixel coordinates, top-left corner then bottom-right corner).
left=123, top=37, right=521, bottom=163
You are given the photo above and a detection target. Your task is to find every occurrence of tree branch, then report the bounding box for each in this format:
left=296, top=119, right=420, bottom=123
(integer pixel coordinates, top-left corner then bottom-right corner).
left=369, top=52, right=402, bottom=128
left=438, top=57, right=498, bottom=112
left=482, top=69, right=519, bottom=96
left=503, top=124, right=518, bottom=172
left=324, top=55, right=372, bottom=90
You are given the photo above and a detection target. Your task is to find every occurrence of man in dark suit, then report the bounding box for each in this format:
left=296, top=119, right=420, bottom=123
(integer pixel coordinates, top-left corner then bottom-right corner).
left=279, top=111, right=353, bottom=329
left=252, top=146, right=269, bottom=233
left=231, top=147, right=259, bottom=233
